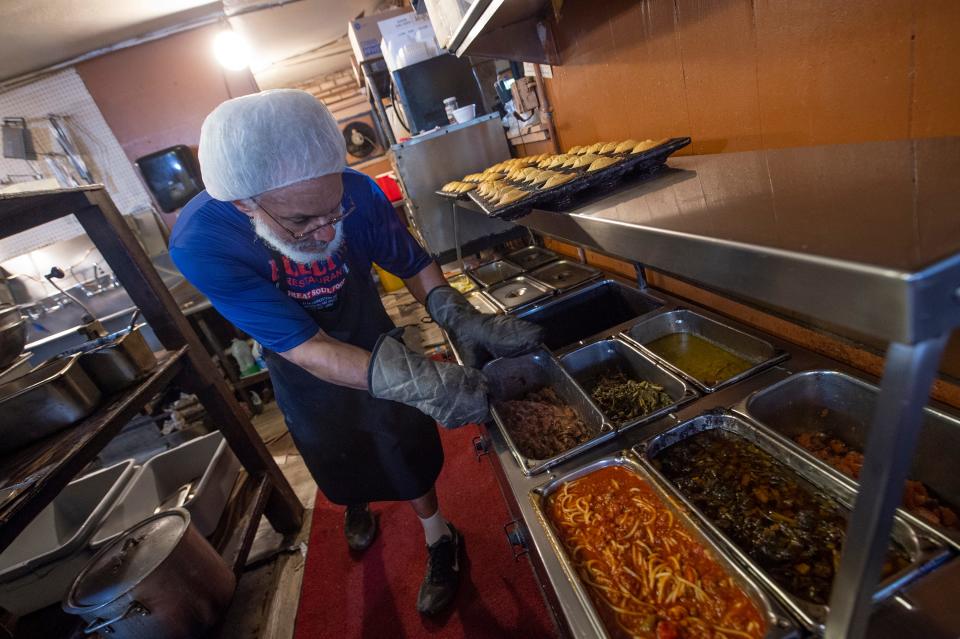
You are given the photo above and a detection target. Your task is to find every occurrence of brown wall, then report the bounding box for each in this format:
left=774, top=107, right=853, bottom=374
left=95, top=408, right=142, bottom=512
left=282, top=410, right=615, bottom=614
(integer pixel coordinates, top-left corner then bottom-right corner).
left=76, top=25, right=259, bottom=165
left=545, top=0, right=960, bottom=155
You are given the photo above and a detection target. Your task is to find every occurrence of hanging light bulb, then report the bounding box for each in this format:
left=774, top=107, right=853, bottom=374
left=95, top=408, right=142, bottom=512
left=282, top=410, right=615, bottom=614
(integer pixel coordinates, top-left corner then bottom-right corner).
left=213, top=30, right=251, bottom=70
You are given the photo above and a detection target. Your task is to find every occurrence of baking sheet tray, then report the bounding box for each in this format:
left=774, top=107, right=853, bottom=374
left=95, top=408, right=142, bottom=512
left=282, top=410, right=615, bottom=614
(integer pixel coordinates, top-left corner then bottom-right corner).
left=633, top=410, right=951, bottom=633
left=467, top=137, right=692, bottom=220
left=482, top=349, right=611, bottom=475
left=530, top=452, right=799, bottom=639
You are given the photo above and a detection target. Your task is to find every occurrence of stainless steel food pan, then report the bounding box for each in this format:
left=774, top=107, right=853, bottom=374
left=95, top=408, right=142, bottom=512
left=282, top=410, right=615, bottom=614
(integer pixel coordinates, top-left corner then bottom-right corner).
left=504, top=245, right=559, bottom=270
left=527, top=260, right=601, bottom=292
left=530, top=452, right=799, bottom=639
left=486, top=276, right=553, bottom=312
left=736, top=370, right=960, bottom=548
left=623, top=309, right=788, bottom=392
left=559, top=338, right=698, bottom=432
left=465, top=291, right=498, bottom=315
left=468, top=259, right=523, bottom=287
left=482, top=348, right=611, bottom=475
left=57, top=325, right=157, bottom=394
left=516, top=279, right=665, bottom=353
left=634, top=410, right=951, bottom=632
left=0, top=354, right=101, bottom=452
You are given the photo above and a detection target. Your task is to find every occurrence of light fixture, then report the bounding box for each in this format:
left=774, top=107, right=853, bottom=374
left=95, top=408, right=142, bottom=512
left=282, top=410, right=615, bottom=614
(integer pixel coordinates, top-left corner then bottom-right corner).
left=213, top=30, right=251, bottom=70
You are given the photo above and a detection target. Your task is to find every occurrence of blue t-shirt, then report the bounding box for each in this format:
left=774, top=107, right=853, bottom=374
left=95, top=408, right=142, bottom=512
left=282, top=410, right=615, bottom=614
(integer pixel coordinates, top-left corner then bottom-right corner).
left=169, top=169, right=432, bottom=353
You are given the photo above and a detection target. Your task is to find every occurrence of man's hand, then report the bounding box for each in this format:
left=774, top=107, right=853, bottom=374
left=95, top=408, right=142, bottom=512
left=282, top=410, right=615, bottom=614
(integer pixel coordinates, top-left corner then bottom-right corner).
left=368, top=332, right=489, bottom=427
left=426, top=285, right=543, bottom=368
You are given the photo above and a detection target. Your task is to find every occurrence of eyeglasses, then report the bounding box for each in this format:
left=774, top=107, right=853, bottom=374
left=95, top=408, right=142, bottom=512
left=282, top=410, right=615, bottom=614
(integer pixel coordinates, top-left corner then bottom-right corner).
left=255, top=196, right=356, bottom=239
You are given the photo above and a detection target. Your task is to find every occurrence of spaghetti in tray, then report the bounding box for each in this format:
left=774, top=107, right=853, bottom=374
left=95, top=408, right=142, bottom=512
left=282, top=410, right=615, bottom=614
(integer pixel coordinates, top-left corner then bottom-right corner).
left=546, top=464, right=766, bottom=639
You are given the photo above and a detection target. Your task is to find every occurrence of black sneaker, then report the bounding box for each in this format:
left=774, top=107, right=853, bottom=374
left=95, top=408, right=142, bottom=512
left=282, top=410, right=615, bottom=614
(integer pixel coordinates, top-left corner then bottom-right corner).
left=344, top=503, right=377, bottom=551
left=417, top=523, right=463, bottom=616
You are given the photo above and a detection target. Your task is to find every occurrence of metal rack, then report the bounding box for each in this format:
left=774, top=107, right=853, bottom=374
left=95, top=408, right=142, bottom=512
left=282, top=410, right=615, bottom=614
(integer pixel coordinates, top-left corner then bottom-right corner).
left=0, top=187, right=304, bottom=599
left=456, top=136, right=960, bottom=639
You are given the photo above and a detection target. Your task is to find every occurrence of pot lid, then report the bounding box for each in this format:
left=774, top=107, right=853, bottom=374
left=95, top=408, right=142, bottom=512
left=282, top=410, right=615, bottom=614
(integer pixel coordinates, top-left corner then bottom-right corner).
left=67, top=509, right=189, bottom=610
left=504, top=246, right=558, bottom=270
left=488, top=277, right=550, bottom=310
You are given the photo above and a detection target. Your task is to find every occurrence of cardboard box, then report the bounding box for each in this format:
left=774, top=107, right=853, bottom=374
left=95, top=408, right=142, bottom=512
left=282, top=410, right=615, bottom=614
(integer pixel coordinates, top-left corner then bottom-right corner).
left=348, top=7, right=412, bottom=63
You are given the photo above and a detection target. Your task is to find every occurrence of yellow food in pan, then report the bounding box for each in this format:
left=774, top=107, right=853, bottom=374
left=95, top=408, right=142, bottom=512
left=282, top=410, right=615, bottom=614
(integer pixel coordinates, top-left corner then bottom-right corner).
left=587, top=156, right=620, bottom=172
left=631, top=138, right=668, bottom=154
left=613, top=139, right=639, bottom=154
left=542, top=173, right=576, bottom=189
left=599, top=141, right=619, bottom=154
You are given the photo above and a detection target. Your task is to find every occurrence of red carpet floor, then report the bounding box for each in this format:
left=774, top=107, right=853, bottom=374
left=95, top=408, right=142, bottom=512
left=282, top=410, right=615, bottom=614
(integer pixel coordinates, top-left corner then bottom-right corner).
left=293, top=423, right=559, bottom=639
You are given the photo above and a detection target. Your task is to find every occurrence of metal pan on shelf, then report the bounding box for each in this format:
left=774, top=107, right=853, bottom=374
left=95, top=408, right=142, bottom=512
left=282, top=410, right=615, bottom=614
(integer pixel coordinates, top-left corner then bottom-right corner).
left=465, top=291, right=498, bottom=314
left=623, top=308, right=788, bottom=392
left=633, top=410, right=951, bottom=633
left=54, top=325, right=157, bottom=394
left=482, top=349, right=611, bottom=475
left=468, top=137, right=692, bottom=220
left=530, top=451, right=800, bottom=639
left=734, top=369, right=960, bottom=549
left=485, top=276, right=553, bottom=312
left=527, top=259, right=601, bottom=292
left=559, top=337, right=698, bottom=433
left=0, top=354, right=102, bottom=453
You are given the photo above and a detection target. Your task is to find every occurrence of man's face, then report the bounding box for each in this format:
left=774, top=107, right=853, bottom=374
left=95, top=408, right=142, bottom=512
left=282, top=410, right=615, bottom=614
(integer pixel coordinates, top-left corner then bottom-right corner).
left=236, top=174, right=345, bottom=263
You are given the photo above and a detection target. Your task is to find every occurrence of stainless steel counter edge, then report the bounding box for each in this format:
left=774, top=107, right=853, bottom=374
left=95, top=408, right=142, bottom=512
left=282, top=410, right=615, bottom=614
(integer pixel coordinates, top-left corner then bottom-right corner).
left=444, top=282, right=959, bottom=638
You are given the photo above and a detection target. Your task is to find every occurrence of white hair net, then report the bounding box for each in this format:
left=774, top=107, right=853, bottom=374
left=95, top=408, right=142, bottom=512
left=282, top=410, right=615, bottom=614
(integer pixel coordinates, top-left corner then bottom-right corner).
left=198, top=89, right=346, bottom=201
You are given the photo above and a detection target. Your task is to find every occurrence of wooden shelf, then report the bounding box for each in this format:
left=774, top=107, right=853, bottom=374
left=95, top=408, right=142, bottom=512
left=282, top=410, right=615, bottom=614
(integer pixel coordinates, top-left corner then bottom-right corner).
left=0, top=347, right=188, bottom=552
left=212, top=472, right=273, bottom=576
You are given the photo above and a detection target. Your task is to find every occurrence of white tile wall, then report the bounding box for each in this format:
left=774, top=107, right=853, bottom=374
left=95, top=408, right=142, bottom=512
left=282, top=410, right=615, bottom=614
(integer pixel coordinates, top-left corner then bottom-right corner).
left=0, top=69, right=154, bottom=261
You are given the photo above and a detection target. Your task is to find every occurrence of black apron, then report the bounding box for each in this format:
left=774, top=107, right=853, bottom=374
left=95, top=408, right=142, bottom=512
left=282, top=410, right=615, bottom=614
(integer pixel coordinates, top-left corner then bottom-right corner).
left=263, top=247, right=443, bottom=506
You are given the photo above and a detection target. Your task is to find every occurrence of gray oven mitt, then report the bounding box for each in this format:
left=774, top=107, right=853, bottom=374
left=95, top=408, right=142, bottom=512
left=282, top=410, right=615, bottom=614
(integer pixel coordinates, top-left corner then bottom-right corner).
left=368, top=331, right=489, bottom=428
left=426, top=285, right=544, bottom=369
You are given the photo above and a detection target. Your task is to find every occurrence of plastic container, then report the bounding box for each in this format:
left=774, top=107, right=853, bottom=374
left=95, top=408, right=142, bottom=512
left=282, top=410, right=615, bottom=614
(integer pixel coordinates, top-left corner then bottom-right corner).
left=452, top=104, right=476, bottom=123
left=91, top=432, right=241, bottom=548
left=230, top=338, right=259, bottom=376
left=374, top=263, right=406, bottom=293
left=443, top=97, right=458, bottom=124
left=0, top=460, right=135, bottom=615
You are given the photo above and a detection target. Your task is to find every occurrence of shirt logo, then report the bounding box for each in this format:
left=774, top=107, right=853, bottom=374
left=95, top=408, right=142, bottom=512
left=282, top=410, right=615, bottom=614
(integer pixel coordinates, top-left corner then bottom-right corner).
left=269, top=243, right=349, bottom=311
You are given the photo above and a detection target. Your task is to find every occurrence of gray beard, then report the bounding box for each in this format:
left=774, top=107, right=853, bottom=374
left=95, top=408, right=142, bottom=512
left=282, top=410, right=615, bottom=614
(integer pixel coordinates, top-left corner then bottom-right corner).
left=252, top=215, right=344, bottom=264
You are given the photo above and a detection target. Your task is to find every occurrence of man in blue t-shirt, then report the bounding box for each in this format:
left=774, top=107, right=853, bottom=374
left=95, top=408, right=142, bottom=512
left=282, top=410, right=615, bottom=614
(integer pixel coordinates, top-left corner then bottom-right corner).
left=170, top=90, right=540, bottom=616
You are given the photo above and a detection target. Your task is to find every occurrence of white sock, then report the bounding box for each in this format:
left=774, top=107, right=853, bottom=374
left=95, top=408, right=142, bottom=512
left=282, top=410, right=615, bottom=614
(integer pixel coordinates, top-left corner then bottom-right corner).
left=419, top=510, right=452, bottom=546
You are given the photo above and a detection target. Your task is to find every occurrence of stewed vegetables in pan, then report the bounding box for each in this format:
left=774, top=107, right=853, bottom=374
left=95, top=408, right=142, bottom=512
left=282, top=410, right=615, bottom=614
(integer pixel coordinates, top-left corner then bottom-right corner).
left=654, top=429, right=911, bottom=605
left=547, top=465, right=766, bottom=639
left=588, top=372, right=674, bottom=424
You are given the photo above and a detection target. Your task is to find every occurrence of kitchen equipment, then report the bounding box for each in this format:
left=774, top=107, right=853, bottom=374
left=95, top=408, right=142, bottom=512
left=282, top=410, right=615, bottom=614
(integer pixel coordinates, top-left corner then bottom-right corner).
left=2, top=118, right=36, bottom=160
left=63, top=509, right=236, bottom=639
left=390, top=54, right=484, bottom=134
left=465, top=291, right=497, bottom=314
left=468, top=137, right=692, bottom=220
left=483, top=349, right=610, bottom=475
left=0, top=461, right=135, bottom=615
left=559, top=338, right=698, bottom=431
left=44, top=266, right=107, bottom=338
left=0, top=354, right=101, bottom=452
left=55, top=325, right=157, bottom=394
left=737, top=370, right=960, bottom=547
left=624, top=309, right=787, bottom=392
left=446, top=273, right=477, bottom=294
left=485, top=276, right=552, bottom=312
left=528, top=259, right=601, bottom=292
left=504, top=245, right=559, bottom=270
left=468, top=259, right=523, bottom=287
left=530, top=452, right=799, bottom=639
left=0, top=353, right=32, bottom=386
left=91, top=432, right=242, bottom=546
left=635, top=410, right=950, bottom=632
left=516, top=279, right=664, bottom=352
left=0, top=310, right=26, bottom=370
left=452, top=104, right=476, bottom=124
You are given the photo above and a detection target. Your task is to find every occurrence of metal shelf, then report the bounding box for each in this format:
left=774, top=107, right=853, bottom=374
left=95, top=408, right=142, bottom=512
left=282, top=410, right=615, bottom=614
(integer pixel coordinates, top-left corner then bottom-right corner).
left=459, top=137, right=960, bottom=345
left=446, top=0, right=558, bottom=64
left=0, top=347, right=187, bottom=552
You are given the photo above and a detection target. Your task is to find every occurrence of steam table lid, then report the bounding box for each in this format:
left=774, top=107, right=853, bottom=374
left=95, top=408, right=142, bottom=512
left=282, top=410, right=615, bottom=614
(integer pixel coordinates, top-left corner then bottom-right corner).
left=67, top=509, right=189, bottom=610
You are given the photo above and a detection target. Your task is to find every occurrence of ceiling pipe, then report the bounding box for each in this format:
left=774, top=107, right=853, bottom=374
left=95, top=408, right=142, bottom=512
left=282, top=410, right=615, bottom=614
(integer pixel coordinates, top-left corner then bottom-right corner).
left=0, top=0, right=311, bottom=93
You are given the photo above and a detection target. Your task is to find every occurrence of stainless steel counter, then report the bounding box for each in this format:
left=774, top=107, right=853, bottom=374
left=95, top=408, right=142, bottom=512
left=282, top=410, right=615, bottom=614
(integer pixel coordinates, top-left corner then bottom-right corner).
left=457, top=137, right=960, bottom=345
left=449, top=281, right=959, bottom=638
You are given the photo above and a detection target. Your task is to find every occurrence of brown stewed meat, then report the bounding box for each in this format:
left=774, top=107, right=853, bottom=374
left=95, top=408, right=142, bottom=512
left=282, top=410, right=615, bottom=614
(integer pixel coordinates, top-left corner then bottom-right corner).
left=497, top=387, right=591, bottom=459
